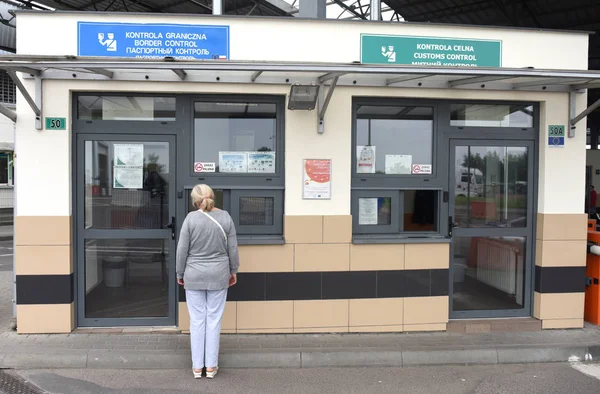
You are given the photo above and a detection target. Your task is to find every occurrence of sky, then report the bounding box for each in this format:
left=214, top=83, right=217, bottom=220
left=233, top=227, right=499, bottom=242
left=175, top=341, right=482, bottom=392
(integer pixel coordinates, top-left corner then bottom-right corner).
left=281, top=0, right=401, bottom=20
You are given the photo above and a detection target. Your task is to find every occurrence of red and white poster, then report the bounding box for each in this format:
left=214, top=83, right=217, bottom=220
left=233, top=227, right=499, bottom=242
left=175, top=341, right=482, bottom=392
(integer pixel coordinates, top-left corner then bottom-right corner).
left=303, top=159, right=332, bottom=200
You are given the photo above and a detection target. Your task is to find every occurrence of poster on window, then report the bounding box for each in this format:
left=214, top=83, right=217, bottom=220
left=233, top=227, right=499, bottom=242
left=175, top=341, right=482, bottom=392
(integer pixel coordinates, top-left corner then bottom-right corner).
left=219, top=152, right=248, bottom=173
left=114, top=144, right=144, bottom=167
left=303, top=159, right=331, bottom=200
left=357, top=145, right=376, bottom=173
left=385, top=155, right=412, bottom=174
left=248, top=152, right=276, bottom=173
left=113, top=166, right=143, bottom=189
left=113, top=144, right=144, bottom=189
left=358, top=198, right=378, bottom=225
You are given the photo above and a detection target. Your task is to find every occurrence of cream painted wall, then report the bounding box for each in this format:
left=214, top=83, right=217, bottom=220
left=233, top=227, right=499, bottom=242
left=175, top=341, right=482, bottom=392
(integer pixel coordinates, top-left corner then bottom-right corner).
left=16, top=12, right=589, bottom=70
left=14, top=76, right=586, bottom=216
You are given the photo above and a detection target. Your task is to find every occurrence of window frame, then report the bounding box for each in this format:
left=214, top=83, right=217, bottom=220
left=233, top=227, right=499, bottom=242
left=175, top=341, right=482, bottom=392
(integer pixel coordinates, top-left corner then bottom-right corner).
left=189, top=95, right=285, bottom=187
left=352, top=190, right=399, bottom=235
left=230, top=189, right=284, bottom=236
left=352, top=189, right=442, bottom=238
left=352, top=98, right=442, bottom=189
left=75, top=93, right=178, bottom=123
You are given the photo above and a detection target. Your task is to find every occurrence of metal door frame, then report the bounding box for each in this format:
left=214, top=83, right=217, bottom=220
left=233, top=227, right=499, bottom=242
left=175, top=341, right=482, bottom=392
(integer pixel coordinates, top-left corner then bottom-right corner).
left=75, top=133, right=178, bottom=327
left=448, top=138, right=536, bottom=319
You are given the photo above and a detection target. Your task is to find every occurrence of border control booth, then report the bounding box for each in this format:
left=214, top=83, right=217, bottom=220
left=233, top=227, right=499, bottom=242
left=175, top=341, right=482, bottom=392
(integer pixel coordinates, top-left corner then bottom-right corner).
left=3, top=9, right=600, bottom=334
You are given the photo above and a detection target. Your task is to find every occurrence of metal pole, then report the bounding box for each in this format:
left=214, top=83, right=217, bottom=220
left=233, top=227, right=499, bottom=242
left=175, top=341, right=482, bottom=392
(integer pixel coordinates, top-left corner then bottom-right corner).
left=212, top=0, right=222, bottom=15
left=370, top=0, right=380, bottom=20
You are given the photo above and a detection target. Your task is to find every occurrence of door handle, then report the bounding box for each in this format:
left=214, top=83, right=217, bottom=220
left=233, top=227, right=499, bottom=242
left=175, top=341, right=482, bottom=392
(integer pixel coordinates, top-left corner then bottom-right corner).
left=165, top=216, right=175, bottom=240
left=448, top=216, right=458, bottom=236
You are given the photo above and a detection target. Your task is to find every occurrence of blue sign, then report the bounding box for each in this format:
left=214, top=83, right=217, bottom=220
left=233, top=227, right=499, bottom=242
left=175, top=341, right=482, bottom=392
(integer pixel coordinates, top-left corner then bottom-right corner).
left=548, top=137, right=564, bottom=148
left=78, top=22, right=229, bottom=60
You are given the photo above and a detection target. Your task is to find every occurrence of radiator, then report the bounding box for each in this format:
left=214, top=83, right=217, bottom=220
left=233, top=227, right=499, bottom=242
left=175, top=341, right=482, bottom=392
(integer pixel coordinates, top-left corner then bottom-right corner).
left=475, top=238, right=520, bottom=296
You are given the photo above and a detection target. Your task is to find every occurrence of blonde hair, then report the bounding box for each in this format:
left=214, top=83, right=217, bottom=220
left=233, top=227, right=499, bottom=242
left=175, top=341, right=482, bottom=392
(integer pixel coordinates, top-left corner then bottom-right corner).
left=190, top=184, right=215, bottom=212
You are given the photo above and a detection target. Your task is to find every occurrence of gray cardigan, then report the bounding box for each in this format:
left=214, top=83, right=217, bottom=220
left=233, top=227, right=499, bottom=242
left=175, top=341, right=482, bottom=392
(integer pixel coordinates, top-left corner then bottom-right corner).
left=176, top=209, right=240, bottom=291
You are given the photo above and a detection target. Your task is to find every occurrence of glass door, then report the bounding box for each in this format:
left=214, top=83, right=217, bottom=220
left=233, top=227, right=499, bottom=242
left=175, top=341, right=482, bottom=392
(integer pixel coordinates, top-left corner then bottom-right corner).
left=76, top=134, right=177, bottom=327
left=449, top=140, right=534, bottom=318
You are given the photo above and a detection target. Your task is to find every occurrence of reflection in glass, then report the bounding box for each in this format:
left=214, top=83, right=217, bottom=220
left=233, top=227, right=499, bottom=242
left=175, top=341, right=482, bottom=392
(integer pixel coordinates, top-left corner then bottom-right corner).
left=84, top=141, right=170, bottom=229
left=239, top=197, right=274, bottom=226
left=194, top=102, right=277, bottom=174
left=84, top=239, right=169, bottom=318
left=454, top=146, right=528, bottom=228
left=358, top=197, right=392, bottom=225
left=78, top=96, right=176, bottom=121
left=450, top=104, right=534, bottom=128
left=404, top=190, right=438, bottom=232
left=356, top=105, right=433, bottom=175
left=452, top=236, right=526, bottom=311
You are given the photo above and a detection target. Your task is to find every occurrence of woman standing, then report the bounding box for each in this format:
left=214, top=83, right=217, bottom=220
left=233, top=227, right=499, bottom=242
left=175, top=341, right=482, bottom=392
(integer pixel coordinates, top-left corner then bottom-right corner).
left=176, top=184, right=239, bottom=379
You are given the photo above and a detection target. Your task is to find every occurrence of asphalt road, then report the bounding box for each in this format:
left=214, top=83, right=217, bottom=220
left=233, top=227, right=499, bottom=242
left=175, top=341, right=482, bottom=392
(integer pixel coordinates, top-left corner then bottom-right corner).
left=0, top=240, right=12, bottom=272
left=12, top=362, right=600, bottom=394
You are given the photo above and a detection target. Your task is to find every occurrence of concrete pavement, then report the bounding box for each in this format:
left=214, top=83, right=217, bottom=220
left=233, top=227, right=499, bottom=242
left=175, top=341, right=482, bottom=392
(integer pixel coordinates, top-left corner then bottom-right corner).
left=9, top=362, right=600, bottom=394
left=1, top=326, right=600, bottom=369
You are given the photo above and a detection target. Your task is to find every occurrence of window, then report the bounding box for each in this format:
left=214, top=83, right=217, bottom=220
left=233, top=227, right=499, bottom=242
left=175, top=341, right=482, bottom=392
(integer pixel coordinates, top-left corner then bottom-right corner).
left=77, top=96, right=176, bottom=121
left=450, top=104, right=534, bottom=128
left=194, top=102, right=277, bottom=175
left=355, top=105, right=433, bottom=175
left=352, top=100, right=441, bottom=241
left=0, top=71, right=16, bottom=105
left=0, top=153, right=13, bottom=185
left=189, top=96, right=284, bottom=241
left=352, top=190, right=438, bottom=235
left=185, top=189, right=283, bottom=238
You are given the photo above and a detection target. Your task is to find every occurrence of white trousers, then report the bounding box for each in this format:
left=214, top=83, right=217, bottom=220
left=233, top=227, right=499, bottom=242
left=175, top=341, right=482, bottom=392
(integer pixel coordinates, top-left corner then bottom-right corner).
left=185, top=288, right=228, bottom=370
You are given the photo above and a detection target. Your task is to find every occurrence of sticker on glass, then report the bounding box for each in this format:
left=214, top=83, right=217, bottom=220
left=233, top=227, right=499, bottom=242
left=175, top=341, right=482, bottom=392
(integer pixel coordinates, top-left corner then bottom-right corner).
left=411, top=164, right=432, bottom=174
left=194, top=162, right=216, bottom=173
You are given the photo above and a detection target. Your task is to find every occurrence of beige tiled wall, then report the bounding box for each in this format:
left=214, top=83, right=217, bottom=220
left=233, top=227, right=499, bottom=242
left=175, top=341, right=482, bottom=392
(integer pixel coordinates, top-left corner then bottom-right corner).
left=15, top=216, right=75, bottom=334
left=535, top=213, right=587, bottom=329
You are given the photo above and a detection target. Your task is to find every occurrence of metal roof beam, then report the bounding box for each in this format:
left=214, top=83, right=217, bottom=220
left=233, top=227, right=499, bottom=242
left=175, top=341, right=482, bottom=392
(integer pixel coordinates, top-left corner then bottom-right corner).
left=7, top=70, right=39, bottom=117
left=251, top=71, right=263, bottom=82
left=386, top=74, right=432, bottom=85
left=572, top=98, right=600, bottom=127
left=172, top=69, right=187, bottom=80
left=318, top=75, right=339, bottom=133
left=318, top=72, right=346, bottom=83
left=0, top=103, right=16, bottom=123
left=448, top=75, right=510, bottom=87
left=573, top=82, right=600, bottom=90
left=86, top=68, right=114, bottom=78
left=513, top=78, right=588, bottom=89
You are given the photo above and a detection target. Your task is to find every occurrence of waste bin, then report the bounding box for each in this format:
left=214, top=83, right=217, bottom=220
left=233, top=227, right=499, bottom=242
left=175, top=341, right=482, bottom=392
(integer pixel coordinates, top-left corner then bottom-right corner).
left=103, top=256, right=126, bottom=288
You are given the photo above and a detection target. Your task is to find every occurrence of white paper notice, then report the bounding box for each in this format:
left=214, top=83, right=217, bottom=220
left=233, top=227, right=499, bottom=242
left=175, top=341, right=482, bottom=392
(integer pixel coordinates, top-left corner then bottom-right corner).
left=219, top=152, right=248, bottom=173
left=114, top=144, right=144, bottom=167
left=358, top=198, right=378, bottom=225
left=357, top=145, right=376, bottom=174
left=248, top=152, right=276, bottom=173
left=114, top=166, right=143, bottom=189
left=385, top=155, right=412, bottom=174
left=113, top=144, right=144, bottom=189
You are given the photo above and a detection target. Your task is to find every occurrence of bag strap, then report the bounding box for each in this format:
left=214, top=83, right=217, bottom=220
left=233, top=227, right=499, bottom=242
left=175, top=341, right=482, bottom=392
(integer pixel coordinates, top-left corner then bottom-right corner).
left=199, top=210, right=227, bottom=246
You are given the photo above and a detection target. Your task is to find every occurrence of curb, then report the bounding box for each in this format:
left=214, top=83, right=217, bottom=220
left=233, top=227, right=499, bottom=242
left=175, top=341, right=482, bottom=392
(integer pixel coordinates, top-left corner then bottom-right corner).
left=1, top=345, right=599, bottom=369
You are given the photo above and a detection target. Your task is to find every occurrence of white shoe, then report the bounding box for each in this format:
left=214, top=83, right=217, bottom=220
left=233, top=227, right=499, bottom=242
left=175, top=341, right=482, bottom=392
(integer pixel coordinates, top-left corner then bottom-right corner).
left=192, top=369, right=202, bottom=379
left=206, top=367, right=218, bottom=379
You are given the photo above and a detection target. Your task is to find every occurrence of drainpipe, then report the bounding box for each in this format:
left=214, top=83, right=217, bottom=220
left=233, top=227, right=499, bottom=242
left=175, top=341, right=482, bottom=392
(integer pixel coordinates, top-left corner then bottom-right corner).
left=212, top=0, right=222, bottom=15
left=370, top=0, right=380, bottom=20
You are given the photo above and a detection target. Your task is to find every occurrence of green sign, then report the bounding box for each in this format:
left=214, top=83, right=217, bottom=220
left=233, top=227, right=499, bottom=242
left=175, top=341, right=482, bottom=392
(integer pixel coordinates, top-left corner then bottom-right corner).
left=45, top=117, right=66, bottom=130
left=548, top=125, right=565, bottom=137
left=361, top=35, right=502, bottom=67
